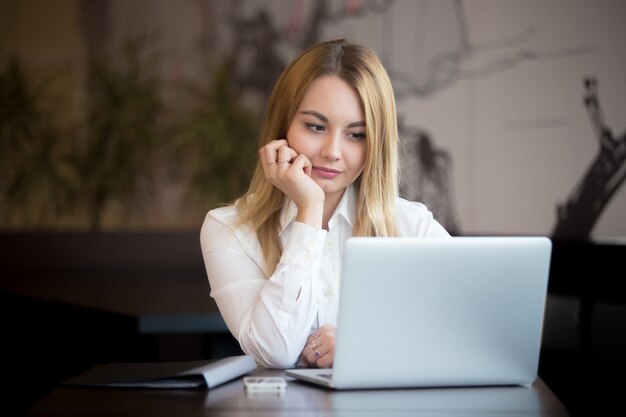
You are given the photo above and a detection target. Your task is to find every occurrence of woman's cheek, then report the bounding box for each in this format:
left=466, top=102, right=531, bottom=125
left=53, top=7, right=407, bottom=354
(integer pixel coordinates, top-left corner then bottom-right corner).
left=287, top=132, right=309, bottom=156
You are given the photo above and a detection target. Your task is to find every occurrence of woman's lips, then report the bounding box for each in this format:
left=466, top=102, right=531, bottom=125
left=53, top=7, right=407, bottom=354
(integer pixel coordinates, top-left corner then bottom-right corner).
left=313, top=166, right=341, bottom=179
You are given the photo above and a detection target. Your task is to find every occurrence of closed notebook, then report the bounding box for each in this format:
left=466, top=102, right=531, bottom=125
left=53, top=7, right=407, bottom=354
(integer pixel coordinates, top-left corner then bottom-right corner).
left=62, top=355, right=257, bottom=389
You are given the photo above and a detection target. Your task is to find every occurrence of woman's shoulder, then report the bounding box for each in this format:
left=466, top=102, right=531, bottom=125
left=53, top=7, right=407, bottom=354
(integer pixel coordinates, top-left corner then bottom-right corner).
left=201, top=202, right=257, bottom=249
left=206, top=204, right=240, bottom=226
left=200, top=202, right=265, bottom=276
left=395, top=196, right=429, bottom=215
left=395, top=196, right=450, bottom=238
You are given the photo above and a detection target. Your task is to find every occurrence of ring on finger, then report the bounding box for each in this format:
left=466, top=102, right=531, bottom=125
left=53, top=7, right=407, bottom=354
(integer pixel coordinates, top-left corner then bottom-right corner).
left=277, top=159, right=290, bottom=163
left=313, top=350, right=321, bottom=359
left=267, top=160, right=277, bottom=165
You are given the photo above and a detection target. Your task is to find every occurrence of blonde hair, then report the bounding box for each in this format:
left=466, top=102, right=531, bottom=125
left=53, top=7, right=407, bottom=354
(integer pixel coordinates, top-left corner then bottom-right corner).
left=237, top=39, right=399, bottom=276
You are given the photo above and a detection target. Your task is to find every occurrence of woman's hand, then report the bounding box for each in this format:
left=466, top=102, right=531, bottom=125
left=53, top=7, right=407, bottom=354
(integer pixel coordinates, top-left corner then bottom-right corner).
left=260, top=139, right=324, bottom=228
left=300, top=324, right=336, bottom=368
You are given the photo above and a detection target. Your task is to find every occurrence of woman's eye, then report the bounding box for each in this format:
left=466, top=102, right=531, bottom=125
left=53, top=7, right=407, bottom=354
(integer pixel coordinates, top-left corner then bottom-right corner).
left=348, top=132, right=366, bottom=140
left=305, top=123, right=325, bottom=133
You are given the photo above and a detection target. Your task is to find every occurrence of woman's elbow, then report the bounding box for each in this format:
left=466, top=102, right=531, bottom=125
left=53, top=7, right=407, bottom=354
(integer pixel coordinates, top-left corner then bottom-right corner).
left=242, top=339, right=301, bottom=369
left=260, top=354, right=299, bottom=369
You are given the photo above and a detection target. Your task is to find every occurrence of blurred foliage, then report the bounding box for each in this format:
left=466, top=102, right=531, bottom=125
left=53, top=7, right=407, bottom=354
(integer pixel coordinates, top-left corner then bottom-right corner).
left=0, top=38, right=261, bottom=230
left=171, top=62, right=259, bottom=208
left=0, top=56, right=78, bottom=227
left=78, top=38, right=163, bottom=229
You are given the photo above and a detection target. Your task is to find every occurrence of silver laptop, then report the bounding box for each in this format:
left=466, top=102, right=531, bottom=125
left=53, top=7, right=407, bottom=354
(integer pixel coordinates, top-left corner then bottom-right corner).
left=285, top=236, right=552, bottom=389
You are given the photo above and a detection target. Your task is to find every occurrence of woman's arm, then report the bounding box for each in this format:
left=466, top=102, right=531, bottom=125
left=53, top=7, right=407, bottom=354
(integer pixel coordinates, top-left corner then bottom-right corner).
left=200, top=212, right=326, bottom=368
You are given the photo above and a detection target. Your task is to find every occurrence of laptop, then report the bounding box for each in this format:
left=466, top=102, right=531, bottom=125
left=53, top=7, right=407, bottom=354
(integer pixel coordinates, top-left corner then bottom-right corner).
left=285, top=236, right=552, bottom=389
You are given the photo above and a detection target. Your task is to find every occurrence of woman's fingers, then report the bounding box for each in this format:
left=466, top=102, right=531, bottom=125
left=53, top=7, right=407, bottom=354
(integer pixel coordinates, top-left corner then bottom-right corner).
left=261, top=141, right=320, bottom=199
left=290, top=153, right=313, bottom=176
left=261, top=139, right=287, bottom=165
left=277, top=145, right=298, bottom=165
left=304, top=341, right=325, bottom=366
left=261, top=139, right=298, bottom=167
left=302, top=325, right=336, bottom=368
left=261, top=140, right=302, bottom=181
left=305, top=340, right=333, bottom=367
left=316, top=351, right=334, bottom=368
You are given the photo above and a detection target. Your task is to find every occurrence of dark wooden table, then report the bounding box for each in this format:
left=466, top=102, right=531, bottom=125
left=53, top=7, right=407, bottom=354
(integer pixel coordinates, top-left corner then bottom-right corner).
left=25, top=368, right=569, bottom=417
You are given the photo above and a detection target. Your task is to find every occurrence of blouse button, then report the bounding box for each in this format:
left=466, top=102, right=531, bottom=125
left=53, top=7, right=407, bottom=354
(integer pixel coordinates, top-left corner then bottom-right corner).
left=303, top=253, right=311, bottom=262
left=324, top=288, right=333, bottom=297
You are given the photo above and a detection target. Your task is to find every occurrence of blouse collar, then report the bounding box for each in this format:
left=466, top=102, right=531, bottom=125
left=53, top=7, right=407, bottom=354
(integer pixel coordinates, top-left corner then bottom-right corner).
left=279, top=185, right=357, bottom=233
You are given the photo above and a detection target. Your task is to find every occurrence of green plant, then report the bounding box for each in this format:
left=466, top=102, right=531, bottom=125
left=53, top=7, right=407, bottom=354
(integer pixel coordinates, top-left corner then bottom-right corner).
left=172, top=61, right=260, bottom=209
left=1, top=40, right=261, bottom=231
left=0, top=55, right=76, bottom=228
left=78, top=38, right=163, bottom=229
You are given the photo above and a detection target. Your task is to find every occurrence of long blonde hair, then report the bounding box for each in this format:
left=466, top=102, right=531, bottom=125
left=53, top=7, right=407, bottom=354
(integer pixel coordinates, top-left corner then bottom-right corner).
left=237, top=39, right=399, bottom=276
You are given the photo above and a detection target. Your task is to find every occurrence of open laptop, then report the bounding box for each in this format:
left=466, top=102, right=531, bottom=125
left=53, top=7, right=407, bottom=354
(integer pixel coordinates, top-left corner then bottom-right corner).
left=285, top=236, right=552, bottom=389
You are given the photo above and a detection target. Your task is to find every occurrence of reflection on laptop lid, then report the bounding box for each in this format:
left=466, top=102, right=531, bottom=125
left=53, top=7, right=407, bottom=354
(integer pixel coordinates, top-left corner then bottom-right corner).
left=286, top=236, right=552, bottom=390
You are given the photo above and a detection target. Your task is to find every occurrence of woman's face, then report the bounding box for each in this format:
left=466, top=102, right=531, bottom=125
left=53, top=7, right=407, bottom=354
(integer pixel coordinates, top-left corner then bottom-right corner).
left=286, top=75, right=367, bottom=204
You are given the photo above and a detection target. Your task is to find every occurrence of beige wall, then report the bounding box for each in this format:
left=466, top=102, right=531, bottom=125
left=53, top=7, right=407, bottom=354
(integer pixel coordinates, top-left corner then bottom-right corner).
left=1, top=0, right=85, bottom=127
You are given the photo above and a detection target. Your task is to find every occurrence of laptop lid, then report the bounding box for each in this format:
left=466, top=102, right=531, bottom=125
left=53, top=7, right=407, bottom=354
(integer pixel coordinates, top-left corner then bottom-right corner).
left=313, top=236, right=551, bottom=389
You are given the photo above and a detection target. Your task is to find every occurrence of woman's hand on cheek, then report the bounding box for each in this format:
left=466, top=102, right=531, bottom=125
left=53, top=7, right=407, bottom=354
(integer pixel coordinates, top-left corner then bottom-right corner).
left=260, top=139, right=325, bottom=227
left=300, top=324, right=336, bottom=368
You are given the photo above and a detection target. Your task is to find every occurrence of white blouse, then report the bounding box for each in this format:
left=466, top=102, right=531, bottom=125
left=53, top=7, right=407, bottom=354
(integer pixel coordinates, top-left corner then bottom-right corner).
left=200, top=186, right=450, bottom=368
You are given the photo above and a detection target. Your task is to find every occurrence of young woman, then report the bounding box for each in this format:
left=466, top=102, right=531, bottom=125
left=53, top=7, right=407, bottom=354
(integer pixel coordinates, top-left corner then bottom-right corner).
left=200, top=39, right=450, bottom=369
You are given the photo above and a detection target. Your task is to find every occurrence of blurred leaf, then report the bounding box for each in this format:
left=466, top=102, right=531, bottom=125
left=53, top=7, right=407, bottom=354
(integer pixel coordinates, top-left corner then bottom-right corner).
left=172, top=61, right=260, bottom=208
left=1, top=39, right=261, bottom=230
left=0, top=56, right=77, bottom=227
left=78, top=37, right=163, bottom=229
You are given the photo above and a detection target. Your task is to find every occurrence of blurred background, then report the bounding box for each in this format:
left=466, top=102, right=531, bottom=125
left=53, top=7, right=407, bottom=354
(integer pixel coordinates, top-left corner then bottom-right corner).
left=1, top=0, right=624, bottom=237
left=1, top=1, right=625, bottom=415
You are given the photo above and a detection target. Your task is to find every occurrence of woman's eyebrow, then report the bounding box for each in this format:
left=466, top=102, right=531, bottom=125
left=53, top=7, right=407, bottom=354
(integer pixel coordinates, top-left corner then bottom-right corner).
left=347, top=121, right=366, bottom=128
left=300, top=110, right=328, bottom=122
left=300, top=110, right=366, bottom=128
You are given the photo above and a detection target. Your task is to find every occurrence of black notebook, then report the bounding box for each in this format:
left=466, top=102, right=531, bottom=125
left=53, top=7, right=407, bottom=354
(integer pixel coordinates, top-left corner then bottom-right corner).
left=62, top=355, right=257, bottom=389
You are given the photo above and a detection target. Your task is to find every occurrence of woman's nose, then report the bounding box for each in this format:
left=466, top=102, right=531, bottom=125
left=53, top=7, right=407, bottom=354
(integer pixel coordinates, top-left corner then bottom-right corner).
left=321, top=131, right=341, bottom=160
